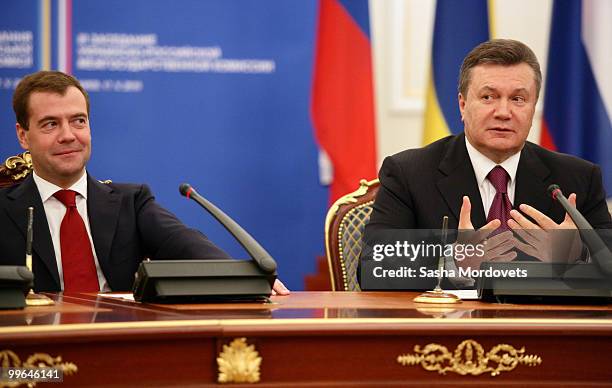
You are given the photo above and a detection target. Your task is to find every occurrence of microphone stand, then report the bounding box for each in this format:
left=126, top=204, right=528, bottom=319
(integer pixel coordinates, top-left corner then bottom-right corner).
left=25, top=207, right=54, bottom=306
left=549, top=184, right=612, bottom=277
left=179, top=183, right=277, bottom=273
left=132, top=183, right=278, bottom=303
left=414, top=216, right=461, bottom=304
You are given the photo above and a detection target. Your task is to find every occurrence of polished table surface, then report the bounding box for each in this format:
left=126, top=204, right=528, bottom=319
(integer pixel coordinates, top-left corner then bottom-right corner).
left=1, top=291, right=612, bottom=387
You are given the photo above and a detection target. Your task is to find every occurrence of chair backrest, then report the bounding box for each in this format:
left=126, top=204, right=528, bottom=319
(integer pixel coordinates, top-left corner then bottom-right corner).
left=325, top=179, right=380, bottom=291
left=0, top=151, right=33, bottom=188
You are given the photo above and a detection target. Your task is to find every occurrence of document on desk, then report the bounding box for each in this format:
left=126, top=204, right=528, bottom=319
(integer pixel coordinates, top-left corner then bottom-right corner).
left=98, top=293, right=135, bottom=302
left=448, top=289, right=479, bottom=300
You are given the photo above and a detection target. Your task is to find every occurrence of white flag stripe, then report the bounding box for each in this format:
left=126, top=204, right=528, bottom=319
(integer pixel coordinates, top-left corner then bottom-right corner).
left=582, top=0, right=612, bottom=123
left=57, top=0, right=67, bottom=72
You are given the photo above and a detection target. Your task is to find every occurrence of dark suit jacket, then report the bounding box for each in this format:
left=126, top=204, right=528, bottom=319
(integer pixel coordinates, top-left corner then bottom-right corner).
left=0, top=174, right=229, bottom=291
left=360, top=134, right=612, bottom=290
left=367, top=133, right=612, bottom=231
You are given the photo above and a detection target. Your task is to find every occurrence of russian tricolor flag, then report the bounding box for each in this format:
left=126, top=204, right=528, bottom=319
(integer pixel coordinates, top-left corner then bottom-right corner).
left=311, top=0, right=377, bottom=203
left=541, top=0, right=612, bottom=198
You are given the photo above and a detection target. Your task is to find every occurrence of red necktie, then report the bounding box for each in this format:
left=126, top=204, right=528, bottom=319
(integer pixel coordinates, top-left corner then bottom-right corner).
left=486, top=166, right=513, bottom=233
left=54, top=190, right=99, bottom=292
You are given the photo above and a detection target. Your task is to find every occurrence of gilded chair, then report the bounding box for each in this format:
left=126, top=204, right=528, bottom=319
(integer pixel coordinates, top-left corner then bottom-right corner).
left=324, top=179, right=380, bottom=291
left=0, top=151, right=32, bottom=188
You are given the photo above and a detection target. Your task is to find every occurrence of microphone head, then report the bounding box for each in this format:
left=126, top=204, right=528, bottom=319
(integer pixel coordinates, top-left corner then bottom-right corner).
left=179, top=183, right=192, bottom=197
left=547, top=184, right=561, bottom=200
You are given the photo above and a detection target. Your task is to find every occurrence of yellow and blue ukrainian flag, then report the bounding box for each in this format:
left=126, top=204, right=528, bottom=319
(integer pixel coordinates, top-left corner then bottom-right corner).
left=422, top=0, right=492, bottom=145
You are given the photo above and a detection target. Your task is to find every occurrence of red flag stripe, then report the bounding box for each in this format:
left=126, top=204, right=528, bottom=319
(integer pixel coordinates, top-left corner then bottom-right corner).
left=311, top=0, right=377, bottom=204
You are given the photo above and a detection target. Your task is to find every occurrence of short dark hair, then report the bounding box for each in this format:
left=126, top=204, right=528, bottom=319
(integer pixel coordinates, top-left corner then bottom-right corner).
left=458, top=39, right=542, bottom=99
left=13, top=71, right=90, bottom=130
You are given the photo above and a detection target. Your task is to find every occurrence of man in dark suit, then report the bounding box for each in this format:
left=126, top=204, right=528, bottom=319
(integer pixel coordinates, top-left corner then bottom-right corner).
left=362, top=39, right=611, bottom=288
left=1, top=70, right=289, bottom=294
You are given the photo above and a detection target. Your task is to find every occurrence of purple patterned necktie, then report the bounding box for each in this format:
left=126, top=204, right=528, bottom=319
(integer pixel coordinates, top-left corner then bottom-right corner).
left=486, top=166, right=513, bottom=232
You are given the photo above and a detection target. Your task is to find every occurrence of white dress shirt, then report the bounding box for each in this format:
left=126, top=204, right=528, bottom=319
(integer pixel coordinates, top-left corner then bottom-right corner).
left=33, top=171, right=110, bottom=292
left=464, top=137, right=521, bottom=218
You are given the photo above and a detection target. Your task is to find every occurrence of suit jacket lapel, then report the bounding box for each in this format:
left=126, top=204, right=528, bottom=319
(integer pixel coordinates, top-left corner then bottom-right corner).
left=514, top=143, right=552, bottom=217
left=6, top=175, right=60, bottom=287
left=87, top=175, right=121, bottom=277
left=436, top=134, right=487, bottom=229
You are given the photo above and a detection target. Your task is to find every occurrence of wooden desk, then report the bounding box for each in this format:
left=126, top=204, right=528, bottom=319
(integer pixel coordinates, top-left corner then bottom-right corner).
left=1, top=292, right=611, bottom=387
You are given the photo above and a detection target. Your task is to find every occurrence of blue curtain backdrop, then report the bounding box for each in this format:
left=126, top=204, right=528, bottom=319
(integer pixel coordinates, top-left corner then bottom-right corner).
left=0, top=0, right=327, bottom=290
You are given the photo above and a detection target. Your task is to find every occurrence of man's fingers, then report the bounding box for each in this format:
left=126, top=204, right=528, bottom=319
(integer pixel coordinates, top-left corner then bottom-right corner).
left=488, top=250, right=518, bottom=262
left=513, top=239, right=539, bottom=258
left=563, top=193, right=578, bottom=226
left=272, top=279, right=290, bottom=296
left=568, top=193, right=577, bottom=207
left=486, top=229, right=514, bottom=246
left=510, top=209, right=539, bottom=229
left=481, top=218, right=502, bottom=231
left=507, top=218, right=521, bottom=230
left=457, top=219, right=501, bottom=246
left=485, top=237, right=515, bottom=258
left=458, top=196, right=473, bottom=230
left=517, top=204, right=557, bottom=229
left=470, top=219, right=501, bottom=243
left=508, top=219, right=541, bottom=243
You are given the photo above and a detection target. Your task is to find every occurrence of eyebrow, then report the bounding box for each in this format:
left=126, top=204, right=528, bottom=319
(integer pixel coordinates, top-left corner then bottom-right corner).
left=36, top=115, right=59, bottom=126
left=479, top=86, right=530, bottom=94
left=36, top=112, right=88, bottom=126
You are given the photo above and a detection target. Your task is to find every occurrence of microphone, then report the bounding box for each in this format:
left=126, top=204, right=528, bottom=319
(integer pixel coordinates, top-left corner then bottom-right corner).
left=26, top=207, right=33, bottom=272
left=548, top=184, right=592, bottom=230
left=547, top=184, right=612, bottom=276
left=179, top=183, right=277, bottom=274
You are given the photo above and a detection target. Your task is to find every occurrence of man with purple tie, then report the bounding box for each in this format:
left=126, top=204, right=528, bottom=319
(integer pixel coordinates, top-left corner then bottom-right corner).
left=362, top=39, right=611, bottom=289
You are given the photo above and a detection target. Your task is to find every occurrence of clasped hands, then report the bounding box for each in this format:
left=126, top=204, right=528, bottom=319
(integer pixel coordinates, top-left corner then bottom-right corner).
left=455, top=195, right=582, bottom=269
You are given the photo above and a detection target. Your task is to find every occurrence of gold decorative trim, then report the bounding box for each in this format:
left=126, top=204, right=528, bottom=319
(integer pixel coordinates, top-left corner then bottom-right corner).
left=217, top=337, right=261, bottom=384
left=0, top=317, right=611, bottom=336
left=324, top=178, right=379, bottom=291
left=0, top=349, right=77, bottom=387
left=397, top=339, right=542, bottom=376
left=2, top=152, right=33, bottom=181
left=98, top=180, right=112, bottom=184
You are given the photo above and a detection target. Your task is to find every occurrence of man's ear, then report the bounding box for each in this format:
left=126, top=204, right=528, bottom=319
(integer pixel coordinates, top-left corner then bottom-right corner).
left=16, top=123, right=29, bottom=150
left=458, top=93, right=466, bottom=121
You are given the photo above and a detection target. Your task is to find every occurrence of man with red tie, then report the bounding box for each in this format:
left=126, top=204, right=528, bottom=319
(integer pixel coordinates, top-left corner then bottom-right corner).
left=0, top=71, right=289, bottom=295
left=362, top=39, right=611, bottom=289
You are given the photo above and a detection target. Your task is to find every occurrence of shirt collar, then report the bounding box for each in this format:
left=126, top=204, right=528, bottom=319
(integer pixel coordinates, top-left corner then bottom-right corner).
left=465, top=136, right=521, bottom=187
left=33, top=170, right=89, bottom=203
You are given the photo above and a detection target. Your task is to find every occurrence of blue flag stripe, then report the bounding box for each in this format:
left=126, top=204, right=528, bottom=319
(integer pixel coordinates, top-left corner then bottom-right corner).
left=337, top=0, right=370, bottom=38
left=432, top=0, right=489, bottom=134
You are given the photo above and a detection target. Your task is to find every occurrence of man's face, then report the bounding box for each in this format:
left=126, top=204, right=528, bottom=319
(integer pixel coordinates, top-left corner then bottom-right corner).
left=459, top=63, right=537, bottom=163
left=16, top=86, right=91, bottom=188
